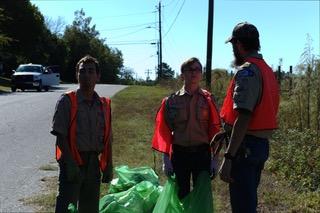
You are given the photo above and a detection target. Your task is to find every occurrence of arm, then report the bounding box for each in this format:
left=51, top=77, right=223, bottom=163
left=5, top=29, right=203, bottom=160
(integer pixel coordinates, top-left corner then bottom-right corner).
left=56, top=134, right=74, bottom=163
left=225, top=109, right=252, bottom=157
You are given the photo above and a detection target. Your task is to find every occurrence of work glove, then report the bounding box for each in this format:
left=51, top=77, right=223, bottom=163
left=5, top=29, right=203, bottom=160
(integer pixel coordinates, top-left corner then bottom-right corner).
left=65, top=160, right=81, bottom=182
left=102, top=164, right=113, bottom=183
left=210, top=156, right=218, bottom=179
left=162, top=153, right=174, bottom=177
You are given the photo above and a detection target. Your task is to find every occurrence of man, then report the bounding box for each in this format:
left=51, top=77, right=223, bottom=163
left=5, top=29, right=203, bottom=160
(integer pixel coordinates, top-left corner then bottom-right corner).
left=152, top=57, right=221, bottom=199
left=219, top=22, right=280, bottom=212
left=51, top=55, right=113, bottom=213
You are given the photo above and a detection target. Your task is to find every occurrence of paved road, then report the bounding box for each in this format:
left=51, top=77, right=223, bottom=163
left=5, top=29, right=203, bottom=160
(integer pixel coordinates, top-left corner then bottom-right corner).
left=0, top=84, right=126, bottom=212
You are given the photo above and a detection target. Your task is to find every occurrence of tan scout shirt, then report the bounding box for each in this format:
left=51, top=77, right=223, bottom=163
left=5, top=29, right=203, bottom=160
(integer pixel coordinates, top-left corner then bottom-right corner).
left=165, top=87, right=214, bottom=147
left=52, top=89, right=106, bottom=152
left=224, top=52, right=274, bottom=139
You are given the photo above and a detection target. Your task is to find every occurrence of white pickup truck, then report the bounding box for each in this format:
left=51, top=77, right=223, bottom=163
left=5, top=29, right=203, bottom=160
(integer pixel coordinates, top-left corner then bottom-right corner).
left=11, top=64, right=60, bottom=92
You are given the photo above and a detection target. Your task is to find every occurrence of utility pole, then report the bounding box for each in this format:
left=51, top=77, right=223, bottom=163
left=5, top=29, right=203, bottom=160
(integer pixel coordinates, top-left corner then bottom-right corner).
left=206, top=0, right=214, bottom=91
left=158, top=1, right=163, bottom=80
left=145, top=69, right=151, bottom=81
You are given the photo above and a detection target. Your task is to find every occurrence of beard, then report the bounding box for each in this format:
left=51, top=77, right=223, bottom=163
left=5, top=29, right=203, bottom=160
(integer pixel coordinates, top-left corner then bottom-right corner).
left=232, top=44, right=245, bottom=67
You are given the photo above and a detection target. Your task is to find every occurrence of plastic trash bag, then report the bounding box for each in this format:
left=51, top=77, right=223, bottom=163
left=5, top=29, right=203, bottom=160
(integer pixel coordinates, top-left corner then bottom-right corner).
left=109, top=165, right=160, bottom=193
left=153, top=172, right=213, bottom=213
left=152, top=176, right=184, bottom=213
left=182, top=172, right=213, bottom=213
left=68, top=203, right=78, bottom=213
left=99, top=180, right=162, bottom=213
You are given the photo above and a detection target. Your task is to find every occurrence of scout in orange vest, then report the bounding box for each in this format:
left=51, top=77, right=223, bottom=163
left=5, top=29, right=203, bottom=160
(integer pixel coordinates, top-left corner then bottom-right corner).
left=51, top=55, right=113, bottom=213
left=151, top=57, right=221, bottom=199
left=219, top=22, right=280, bottom=213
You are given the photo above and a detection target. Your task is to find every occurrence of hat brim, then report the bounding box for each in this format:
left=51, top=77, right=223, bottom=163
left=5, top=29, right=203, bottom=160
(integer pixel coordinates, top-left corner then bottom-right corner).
left=225, top=36, right=233, bottom=44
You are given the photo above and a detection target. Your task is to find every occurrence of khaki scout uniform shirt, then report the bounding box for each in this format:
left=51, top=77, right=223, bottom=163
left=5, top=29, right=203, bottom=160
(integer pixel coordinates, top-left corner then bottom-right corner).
left=224, top=52, right=274, bottom=139
left=164, top=87, right=215, bottom=147
left=52, top=89, right=106, bottom=152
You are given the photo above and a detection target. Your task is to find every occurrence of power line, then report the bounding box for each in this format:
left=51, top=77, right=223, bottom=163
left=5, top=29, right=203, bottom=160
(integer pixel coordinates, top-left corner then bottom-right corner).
left=100, top=22, right=156, bottom=32
left=108, top=39, right=156, bottom=45
left=95, top=11, right=156, bottom=19
left=106, top=27, right=151, bottom=40
left=163, top=0, right=186, bottom=38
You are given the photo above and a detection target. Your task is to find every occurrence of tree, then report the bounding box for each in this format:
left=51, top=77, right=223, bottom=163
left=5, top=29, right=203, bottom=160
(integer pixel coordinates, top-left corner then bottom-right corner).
left=119, top=67, right=135, bottom=84
left=62, top=9, right=123, bottom=83
left=158, top=62, right=174, bottom=80
left=45, top=16, right=66, bottom=36
left=0, top=1, right=55, bottom=75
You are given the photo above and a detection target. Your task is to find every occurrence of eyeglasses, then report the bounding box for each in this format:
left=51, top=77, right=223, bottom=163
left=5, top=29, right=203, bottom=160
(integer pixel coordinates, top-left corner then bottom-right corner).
left=184, top=67, right=202, bottom=73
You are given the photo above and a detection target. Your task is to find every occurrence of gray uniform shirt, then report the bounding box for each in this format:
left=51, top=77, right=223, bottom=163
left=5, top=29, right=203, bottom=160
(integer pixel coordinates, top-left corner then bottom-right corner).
left=51, top=89, right=105, bottom=152
left=225, top=53, right=274, bottom=138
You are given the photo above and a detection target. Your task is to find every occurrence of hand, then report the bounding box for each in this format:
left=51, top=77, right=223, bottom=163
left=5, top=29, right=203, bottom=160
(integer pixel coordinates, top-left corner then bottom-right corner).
left=210, top=156, right=218, bottom=179
left=65, top=160, right=81, bottom=182
left=210, top=131, right=227, bottom=156
left=162, top=154, right=174, bottom=177
left=219, top=158, right=234, bottom=183
left=102, top=165, right=113, bottom=183
left=210, top=131, right=227, bottom=146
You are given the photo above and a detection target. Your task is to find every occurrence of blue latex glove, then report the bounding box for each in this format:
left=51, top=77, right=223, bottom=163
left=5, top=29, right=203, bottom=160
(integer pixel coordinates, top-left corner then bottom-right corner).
left=163, top=154, right=174, bottom=177
left=210, top=156, right=218, bottom=179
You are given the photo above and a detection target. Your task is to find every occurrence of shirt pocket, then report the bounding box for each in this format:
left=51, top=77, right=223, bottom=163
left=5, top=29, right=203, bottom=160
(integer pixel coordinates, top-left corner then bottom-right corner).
left=197, top=102, right=209, bottom=129
left=96, top=110, right=105, bottom=143
left=76, top=107, right=89, bottom=135
left=173, top=103, right=188, bottom=124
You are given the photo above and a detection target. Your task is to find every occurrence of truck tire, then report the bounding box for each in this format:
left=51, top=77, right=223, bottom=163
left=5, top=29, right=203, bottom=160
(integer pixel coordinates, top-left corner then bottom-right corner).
left=37, top=81, right=42, bottom=92
left=11, top=87, right=16, bottom=92
left=44, top=86, right=49, bottom=92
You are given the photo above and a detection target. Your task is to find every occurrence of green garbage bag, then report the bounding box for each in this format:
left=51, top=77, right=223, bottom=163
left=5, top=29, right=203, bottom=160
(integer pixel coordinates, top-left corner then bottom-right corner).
left=99, top=180, right=162, bottom=213
left=182, top=172, right=213, bottom=213
left=152, top=176, right=184, bottom=213
left=153, top=172, right=214, bottom=213
left=109, top=165, right=160, bottom=193
left=68, top=203, right=78, bottom=213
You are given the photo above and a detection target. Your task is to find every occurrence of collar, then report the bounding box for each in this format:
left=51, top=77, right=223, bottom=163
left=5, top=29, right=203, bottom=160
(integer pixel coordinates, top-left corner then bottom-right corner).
left=177, top=86, right=202, bottom=96
left=76, top=89, right=100, bottom=104
left=244, top=51, right=263, bottom=60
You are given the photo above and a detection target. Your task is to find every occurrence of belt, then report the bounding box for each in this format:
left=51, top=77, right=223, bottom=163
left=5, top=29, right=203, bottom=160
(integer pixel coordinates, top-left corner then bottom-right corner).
left=173, top=144, right=209, bottom=153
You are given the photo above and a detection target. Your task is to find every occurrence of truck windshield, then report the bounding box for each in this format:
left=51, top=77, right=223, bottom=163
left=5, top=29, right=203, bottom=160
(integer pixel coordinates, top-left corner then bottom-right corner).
left=16, top=66, right=42, bottom=73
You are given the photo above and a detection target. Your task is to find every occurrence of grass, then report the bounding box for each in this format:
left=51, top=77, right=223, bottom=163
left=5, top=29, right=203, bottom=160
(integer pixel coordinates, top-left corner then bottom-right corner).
left=25, top=85, right=320, bottom=212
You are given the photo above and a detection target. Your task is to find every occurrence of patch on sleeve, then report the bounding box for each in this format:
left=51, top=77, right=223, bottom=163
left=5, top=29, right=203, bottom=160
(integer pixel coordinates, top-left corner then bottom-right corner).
left=236, top=68, right=254, bottom=78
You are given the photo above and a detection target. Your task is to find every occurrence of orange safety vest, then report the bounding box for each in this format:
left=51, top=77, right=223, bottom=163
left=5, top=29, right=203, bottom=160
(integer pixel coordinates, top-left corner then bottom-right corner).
left=220, top=57, right=280, bottom=130
left=151, top=89, right=221, bottom=154
left=55, top=91, right=112, bottom=172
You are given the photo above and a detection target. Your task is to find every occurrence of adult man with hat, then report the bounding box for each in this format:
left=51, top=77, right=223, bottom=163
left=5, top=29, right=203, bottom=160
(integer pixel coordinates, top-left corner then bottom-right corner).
left=218, top=22, right=280, bottom=212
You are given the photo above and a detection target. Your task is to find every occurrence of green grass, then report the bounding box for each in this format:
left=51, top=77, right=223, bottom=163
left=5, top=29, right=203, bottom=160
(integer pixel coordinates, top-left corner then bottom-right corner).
left=22, top=176, right=57, bottom=212
left=0, top=76, right=11, bottom=93
left=25, top=85, right=320, bottom=212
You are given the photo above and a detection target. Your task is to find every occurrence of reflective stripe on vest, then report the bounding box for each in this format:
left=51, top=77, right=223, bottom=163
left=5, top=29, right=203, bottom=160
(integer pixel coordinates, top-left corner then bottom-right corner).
left=220, top=57, right=280, bottom=130
left=55, top=91, right=111, bottom=171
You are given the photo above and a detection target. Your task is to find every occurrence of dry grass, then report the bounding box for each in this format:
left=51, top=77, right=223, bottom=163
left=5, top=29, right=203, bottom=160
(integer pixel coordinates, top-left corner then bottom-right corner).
left=24, top=85, right=320, bottom=212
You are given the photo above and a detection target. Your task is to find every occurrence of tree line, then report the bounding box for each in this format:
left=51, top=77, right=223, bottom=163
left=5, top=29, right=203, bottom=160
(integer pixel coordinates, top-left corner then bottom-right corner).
left=0, top=1, right=123, bottom=83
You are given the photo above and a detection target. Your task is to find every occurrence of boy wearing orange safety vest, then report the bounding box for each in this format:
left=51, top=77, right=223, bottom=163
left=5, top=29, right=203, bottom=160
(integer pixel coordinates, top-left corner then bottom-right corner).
left=218, top=22, right=280, bottom=213
left=152, top=57, right=221, bottom=199
left=51, top=55, right=112, bottom=213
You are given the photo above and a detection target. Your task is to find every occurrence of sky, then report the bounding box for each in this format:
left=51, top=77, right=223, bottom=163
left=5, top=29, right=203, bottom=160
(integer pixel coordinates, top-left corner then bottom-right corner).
left=31, top=0, right=320, bottom=80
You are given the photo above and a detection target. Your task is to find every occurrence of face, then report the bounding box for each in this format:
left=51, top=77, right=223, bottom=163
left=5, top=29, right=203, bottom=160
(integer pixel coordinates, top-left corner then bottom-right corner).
left=181, top=62, right=202, bottom=88
left=232, top=41, right=245, bottom=66
left=77, top=62, right=100, bottom=90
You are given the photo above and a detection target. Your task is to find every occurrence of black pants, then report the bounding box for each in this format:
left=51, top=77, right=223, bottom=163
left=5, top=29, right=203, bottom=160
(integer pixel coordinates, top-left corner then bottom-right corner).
left=55, top=152, right=101, bottom=213
left=229, top=135, right=269, bottom=213
left=171, top=144, right=211, bottom=199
